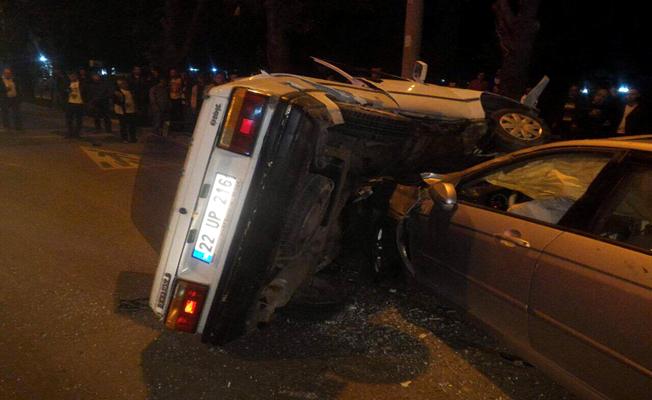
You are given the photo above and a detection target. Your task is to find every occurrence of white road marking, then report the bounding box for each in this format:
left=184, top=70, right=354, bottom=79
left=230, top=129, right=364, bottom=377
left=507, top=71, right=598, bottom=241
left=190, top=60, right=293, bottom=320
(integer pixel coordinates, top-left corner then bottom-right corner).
left=80, top=146, right=141, bottom=170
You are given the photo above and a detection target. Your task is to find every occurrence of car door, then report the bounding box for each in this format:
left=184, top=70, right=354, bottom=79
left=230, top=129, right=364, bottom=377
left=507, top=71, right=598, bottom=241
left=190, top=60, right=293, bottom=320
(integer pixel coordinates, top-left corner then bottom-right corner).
left=415, top=149, right=616, bottom=353
left=529, top=151, right=652, bottom=400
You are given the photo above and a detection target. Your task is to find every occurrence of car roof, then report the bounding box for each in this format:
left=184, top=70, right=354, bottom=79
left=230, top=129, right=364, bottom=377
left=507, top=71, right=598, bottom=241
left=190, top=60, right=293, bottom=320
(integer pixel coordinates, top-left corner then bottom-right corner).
left=511, top=135, right=652, bottom=155
left=452, top=135, right=652, bottom=179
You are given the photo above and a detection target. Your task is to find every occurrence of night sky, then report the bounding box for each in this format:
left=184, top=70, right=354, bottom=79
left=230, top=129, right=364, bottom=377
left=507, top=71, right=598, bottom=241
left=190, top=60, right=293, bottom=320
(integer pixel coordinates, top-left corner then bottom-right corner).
left=1, top=0, right=649, bottom=93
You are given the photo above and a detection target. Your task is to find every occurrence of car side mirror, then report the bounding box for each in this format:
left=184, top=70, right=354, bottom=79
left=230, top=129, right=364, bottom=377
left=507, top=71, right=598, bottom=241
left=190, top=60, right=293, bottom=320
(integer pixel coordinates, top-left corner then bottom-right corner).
left=428, top=182, right=457, bottom=211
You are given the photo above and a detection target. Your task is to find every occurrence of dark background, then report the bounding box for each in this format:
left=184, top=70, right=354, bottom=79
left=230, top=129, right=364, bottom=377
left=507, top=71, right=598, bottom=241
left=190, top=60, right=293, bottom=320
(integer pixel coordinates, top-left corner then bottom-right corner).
left=1, top=0, right=649, bottom=93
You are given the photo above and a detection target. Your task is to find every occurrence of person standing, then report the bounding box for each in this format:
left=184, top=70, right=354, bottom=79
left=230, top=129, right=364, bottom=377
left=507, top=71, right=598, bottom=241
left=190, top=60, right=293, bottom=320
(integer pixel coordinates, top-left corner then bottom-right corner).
left=114, top=78, right=138, bottom=143
left=78, top=68, right=90, bottom=84
left=468, top=72, right=489, bottom=91
left=200, top=71, right=226, bottom=102
left=65, top=73, right=86, bottom=138
left=190, top=74, right=207, bottom=118
left=52, top=69, right=69, bottom=110
left=87, top=73, right=112, bottom=133
left=616, top=88, right=647, bottom=135
left=214, top=71, right=227, bottom=86
left=554, top=84, right=585, bottom=139
left=1, top=68, right=23, bottom=131
left=578, top=88, right=617, bottom=138
left=491, top=69, right=502, bottom=94
left=149, top=77, right=170, bottom=136
left=168, top=68, right=184, bottom=132
left=128, top=66, right=149, bottom=126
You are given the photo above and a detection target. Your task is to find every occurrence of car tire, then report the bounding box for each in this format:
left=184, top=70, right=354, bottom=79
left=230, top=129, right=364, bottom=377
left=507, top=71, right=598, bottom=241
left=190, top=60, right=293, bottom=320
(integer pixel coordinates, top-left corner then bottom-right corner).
left=490, top=108, right=551, bottom=152
left=370, top=216, right=408, bottom=280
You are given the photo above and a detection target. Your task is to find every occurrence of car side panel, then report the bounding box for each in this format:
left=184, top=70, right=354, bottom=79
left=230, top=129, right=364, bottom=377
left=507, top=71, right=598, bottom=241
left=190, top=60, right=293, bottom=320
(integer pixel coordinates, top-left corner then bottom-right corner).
left=413, top=202, right=561, bottom=352
left=530, top=232, right=652, bottom=399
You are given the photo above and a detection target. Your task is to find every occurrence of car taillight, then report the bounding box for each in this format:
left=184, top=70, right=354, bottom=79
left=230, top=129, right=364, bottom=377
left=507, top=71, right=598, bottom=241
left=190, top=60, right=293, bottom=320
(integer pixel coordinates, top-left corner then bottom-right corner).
left=218, top=88, right=268, bottom=156
left=165, top=280, right=209, bottom=333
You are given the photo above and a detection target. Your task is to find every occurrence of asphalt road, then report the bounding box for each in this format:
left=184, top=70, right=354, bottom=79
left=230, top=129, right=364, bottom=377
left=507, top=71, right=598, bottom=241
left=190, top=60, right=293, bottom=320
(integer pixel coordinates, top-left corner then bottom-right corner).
left=0, top=104, right=574, bottom=400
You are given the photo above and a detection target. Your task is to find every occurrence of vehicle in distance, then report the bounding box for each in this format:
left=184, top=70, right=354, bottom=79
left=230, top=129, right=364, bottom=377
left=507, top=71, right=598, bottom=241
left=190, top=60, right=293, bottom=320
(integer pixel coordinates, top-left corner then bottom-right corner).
left=377, top=136, right=652, bottom=400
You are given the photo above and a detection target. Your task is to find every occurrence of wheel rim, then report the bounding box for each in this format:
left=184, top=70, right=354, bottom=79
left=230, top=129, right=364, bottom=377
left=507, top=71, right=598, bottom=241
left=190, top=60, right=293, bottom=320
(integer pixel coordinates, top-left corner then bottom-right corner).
left=498, top=113, right=543, bottom=141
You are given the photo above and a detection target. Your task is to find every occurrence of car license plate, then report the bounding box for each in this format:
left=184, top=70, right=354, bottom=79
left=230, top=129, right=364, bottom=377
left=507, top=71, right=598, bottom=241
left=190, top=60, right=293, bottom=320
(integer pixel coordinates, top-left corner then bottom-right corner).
left=192, top=173, right=237, bottom=263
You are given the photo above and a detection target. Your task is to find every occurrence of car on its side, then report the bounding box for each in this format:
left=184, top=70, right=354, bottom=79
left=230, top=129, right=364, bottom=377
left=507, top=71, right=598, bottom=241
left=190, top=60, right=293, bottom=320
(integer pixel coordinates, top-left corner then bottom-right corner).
left=376, top=136, right=652, bottom=400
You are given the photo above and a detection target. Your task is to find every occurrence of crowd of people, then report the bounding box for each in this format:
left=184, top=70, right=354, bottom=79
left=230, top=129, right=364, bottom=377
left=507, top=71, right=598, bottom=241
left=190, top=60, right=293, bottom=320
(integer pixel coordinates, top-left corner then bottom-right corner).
left=1, top=65, right=232, bottom=142
left=553, top=84, right=648, bottom=139
left=2, top=64, right=650, bottom=141
left=462, top=70, right=649, bottom=138
left=52, top=66, right=231, bottom=142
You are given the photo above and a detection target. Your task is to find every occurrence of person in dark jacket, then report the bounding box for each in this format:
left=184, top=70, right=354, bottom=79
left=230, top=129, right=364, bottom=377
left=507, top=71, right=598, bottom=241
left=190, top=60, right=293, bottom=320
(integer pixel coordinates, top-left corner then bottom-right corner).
left=52, top=69, right=69, bottom=110
left=87, top=73, right=112, bottom=133
left=168, top=68, right=184, bottom=132
left=468, top=72, right=489, bottom=91
left=554, top=84, right=587, bottom=139
left=1, top=67, right=23, bottom=131
left=616, top=88, right=648, bottom=135
left=149, top=77, right=170, bottom=136
left=128, top=66, right=149, bottom=126
left=579, top=88, right=619, bottom=138
left=65, top=72, right=88, bottom=138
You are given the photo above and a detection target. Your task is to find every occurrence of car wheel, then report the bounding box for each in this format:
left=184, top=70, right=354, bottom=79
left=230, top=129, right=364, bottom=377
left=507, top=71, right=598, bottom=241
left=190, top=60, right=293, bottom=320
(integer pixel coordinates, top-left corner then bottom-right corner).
left=490, top=108, right=551, bottom=152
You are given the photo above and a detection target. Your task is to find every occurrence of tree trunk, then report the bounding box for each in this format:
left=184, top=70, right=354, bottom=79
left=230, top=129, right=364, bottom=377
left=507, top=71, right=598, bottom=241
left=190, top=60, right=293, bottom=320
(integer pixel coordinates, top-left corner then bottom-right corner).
left=159, top=0, right=207, bottom=70
left=493, top=0, right=542, bottom=100
left=180, top=0, right=208, bottom=64
left=263, top=0, right=291, bottom=72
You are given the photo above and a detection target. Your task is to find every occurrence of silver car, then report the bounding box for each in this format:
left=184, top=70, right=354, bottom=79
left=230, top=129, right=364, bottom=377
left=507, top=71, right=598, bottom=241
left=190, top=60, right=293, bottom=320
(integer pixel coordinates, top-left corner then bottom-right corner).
left=378, top=135, right=652, bottom=400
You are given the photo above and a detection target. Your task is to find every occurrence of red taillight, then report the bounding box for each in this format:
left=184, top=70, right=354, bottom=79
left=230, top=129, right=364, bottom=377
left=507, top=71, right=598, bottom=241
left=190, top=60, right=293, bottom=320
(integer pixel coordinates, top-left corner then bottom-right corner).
left=165, top=280, right=208, bottom=333
left=239, top=118, right=254, bottom=135
left=218, top=88, right=268, bottom=156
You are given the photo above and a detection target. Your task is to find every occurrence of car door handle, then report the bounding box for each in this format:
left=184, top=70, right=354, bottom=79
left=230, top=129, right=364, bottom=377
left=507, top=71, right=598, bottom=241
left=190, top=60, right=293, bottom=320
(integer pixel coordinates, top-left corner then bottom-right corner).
left=493, top=230, right=531, bottom=248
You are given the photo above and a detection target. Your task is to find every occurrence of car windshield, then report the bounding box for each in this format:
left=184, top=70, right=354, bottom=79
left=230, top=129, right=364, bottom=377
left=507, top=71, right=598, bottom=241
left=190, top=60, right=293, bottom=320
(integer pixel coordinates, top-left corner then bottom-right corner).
left=483, top=153, right=610, bottom=201
left=458, top=152, right=612, bottom=225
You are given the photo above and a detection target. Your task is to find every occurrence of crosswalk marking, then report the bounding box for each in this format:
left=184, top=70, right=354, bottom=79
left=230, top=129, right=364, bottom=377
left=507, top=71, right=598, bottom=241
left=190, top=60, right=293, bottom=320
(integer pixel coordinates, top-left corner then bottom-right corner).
left=80, top=146, right=141, bottom=170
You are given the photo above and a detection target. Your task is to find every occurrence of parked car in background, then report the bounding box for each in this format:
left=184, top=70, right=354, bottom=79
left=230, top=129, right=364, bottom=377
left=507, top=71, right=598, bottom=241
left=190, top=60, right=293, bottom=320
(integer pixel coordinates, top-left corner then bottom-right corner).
left=376, top=136, right=652, bottom=400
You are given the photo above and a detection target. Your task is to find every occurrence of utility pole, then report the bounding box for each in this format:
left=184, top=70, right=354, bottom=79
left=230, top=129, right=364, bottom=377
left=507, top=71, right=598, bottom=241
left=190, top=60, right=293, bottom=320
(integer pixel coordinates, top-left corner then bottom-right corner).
left=401, top=0, right=424, bottom=79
